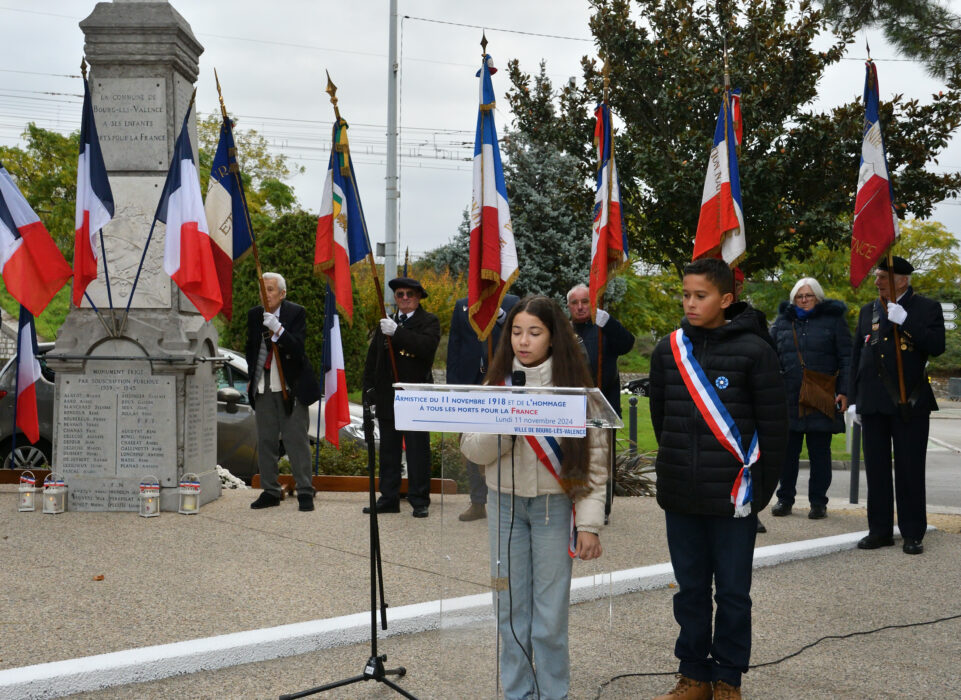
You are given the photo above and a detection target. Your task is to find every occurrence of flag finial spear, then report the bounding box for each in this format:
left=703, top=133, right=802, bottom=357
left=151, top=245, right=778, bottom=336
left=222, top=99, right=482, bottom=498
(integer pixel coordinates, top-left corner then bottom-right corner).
left=602, top=56, right=611, bottom=104
left=481, top=31, right=488, bottom=55
left=723, top=37, right=731, bottom=90
left=325, top=70, right=343, bottom=122
left=865, top=38, right=872, bottom=62
left=80, top=57, right=88, bottom=80
left=214, top=68, right=229, bottom=122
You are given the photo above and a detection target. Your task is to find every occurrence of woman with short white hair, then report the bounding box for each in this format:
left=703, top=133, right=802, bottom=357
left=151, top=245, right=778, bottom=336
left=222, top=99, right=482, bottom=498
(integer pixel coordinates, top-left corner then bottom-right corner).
left=769, top=277, right=852, bottom=520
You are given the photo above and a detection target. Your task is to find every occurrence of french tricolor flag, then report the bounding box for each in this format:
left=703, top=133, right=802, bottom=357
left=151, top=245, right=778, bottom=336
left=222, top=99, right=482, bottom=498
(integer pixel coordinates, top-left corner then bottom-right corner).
left=15, top=307, right=41, bottom=445
left=73, top=76, right=114, bottom=307
left=588, top=101, right=627, bottom=317
left=468, top=51, right=517, bottom=341
left=693, top=88, right=745, bottom=264
left=0, top=164, right=73, bottom=316
left=156, top=104, right=223, bottom=321
left=322, top=285, right=349, bottom=447
left=851, top=61, right=899, bottom=287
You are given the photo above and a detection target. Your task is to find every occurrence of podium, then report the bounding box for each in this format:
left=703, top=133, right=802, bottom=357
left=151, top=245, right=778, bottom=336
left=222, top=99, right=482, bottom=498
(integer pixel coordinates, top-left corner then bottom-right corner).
left=394, top=381, right=623, bottom=697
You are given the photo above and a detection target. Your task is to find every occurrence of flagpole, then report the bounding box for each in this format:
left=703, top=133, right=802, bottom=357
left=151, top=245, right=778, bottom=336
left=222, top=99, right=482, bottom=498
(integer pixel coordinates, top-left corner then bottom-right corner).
left=10, top=312, right=21, bottom=467
left=81, top=58, right=118, bottom=336
left=594, top=58, right=613, bottom=391
left=118, top=89, right=198, bottom=339
left=478, top=34, right=495, bottom=368
left=83, top=290, right=116, bottom=337
left=215, top=69, right=290, bottom=402
left=326, top=72, right=399, bottom=382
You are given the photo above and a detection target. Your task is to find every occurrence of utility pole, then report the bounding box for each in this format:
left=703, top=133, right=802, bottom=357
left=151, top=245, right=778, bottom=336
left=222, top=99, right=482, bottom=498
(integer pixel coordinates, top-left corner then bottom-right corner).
left=384, top=0, right=399, bottom=303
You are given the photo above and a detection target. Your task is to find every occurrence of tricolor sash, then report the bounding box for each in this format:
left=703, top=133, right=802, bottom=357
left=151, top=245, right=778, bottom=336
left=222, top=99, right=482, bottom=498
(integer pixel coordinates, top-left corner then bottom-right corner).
left=669, top=329, right=760, bottom=517
left=504, top=375, right=578, bottom=556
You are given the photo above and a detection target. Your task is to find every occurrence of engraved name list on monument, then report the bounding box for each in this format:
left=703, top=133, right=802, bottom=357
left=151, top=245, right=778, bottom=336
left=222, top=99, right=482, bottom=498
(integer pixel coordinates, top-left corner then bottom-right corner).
left=58, top=365, right=176, bottom=481
left=93, top=77, right=167, bottom=171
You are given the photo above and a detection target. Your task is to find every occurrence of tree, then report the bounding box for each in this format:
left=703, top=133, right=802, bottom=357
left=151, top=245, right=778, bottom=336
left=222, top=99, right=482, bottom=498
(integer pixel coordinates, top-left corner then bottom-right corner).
left=819, top=0, right=961, bottom=80
left=499, top=1, right=961, bottom=278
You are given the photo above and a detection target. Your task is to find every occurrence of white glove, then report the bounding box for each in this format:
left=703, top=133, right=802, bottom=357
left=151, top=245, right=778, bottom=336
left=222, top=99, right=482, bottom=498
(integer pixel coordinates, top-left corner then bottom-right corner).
left=595, top=309, right=610, bottom=327
left=886, top=302, right=907, bottom=325
left=262, top=312, right=282, bottom=334
left=846, top=404, right=861, bottom=425
left=496, top=307, right=507, bottom=325
left=380, top=317, right=398, bottom=336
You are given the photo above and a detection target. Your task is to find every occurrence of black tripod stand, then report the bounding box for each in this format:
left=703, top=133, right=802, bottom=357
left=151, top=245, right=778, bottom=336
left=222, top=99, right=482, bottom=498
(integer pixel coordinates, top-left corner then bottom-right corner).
left=280, top=390, right=417, bottom=699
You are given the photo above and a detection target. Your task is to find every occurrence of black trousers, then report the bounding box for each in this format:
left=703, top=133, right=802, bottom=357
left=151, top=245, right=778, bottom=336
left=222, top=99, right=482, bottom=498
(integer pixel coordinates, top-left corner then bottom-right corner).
left=377, top=411, right=431, bottom=508
left=860, top=412, right=930, bottom=541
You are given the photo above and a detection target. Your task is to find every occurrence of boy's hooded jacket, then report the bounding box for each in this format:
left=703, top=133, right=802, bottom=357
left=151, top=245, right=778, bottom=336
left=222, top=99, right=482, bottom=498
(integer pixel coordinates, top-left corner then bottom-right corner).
left=649, top=303, right=788, bottom=517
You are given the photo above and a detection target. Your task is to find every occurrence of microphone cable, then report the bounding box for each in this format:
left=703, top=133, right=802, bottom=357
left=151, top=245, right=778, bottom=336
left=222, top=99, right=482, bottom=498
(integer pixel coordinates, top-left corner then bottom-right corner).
left=592, top=611, right=961, bottom=698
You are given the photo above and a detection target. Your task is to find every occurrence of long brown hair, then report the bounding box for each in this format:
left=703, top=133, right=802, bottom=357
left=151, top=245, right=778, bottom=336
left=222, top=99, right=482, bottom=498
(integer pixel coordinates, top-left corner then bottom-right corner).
left=486, top=295, right=594, bottom=500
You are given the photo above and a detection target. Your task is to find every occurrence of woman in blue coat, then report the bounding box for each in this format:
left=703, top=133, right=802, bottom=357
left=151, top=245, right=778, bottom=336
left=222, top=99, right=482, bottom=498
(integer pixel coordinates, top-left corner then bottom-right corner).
left=769, top=277, right=852, bottom=519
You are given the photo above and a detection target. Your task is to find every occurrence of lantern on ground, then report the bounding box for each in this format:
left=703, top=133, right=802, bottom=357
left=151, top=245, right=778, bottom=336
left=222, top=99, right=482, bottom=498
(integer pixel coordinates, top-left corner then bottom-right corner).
left=42, top=473, right=67, bottom=514
left=18, top=471, right=39, bottom=512
left=178, top=473, right=200, bottom=514
left=139, top=475, right=160, bottom=517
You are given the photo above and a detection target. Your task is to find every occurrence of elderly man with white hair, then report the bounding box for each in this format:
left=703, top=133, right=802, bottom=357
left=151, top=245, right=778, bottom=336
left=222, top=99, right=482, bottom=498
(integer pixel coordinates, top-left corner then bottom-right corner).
left=245, top=272, right=321, bottom=512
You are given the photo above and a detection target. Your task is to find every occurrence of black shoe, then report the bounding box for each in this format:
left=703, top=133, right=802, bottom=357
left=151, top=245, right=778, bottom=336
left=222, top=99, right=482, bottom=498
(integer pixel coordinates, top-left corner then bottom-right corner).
left=756, top=518, right=767, bottom=533
left=902, top=538, right=924, bottom=555
left=363, top=499, right=400, bottom=514
left=297, top=493, right=315, bottom=512
left=857, top=534, right=895, bottom=549
left=250, top=492, right=281, bottom=509
left=808, top=504, right=827, bottom=520
left=411, top=505, right=429, bottom=518
left=771, top=501, right=792, bottom=517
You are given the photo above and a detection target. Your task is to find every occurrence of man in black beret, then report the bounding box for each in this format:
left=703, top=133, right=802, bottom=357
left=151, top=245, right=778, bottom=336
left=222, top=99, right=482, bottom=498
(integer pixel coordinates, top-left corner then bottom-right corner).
left=850, top=255, right=945, bottom=554
left=362, top=277, right=441, bottom=518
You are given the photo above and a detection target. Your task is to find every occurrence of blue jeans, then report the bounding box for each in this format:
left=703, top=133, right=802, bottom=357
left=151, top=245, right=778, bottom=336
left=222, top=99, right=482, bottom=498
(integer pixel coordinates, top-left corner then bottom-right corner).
left=776, top=430, right=833, bottom=507
left=488, top=489, right=574, bottom=700
left=665, top=511, right=757, bottom=687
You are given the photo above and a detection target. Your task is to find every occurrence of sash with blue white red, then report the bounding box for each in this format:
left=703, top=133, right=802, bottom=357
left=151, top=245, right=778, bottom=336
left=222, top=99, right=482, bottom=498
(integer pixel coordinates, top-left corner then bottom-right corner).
left=669, top=329, right=760, bottom=517
left=504, top=375, right=578, bottom=556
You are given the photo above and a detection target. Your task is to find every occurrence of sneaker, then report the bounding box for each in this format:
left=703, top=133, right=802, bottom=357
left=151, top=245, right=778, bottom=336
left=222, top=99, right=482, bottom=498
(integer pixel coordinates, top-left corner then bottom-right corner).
left=771, top=500, right=792, bottom=517
left=653, top=675, right=713, bottom=700
left=458, top=503, right=486, bottom=521
left=808, top=504, right=827, bottom=519
left=297, top=493, right=315, bottom=512
left=713, top=680, right=742, bottom=700
left=250, top=492, right=280, bottom=509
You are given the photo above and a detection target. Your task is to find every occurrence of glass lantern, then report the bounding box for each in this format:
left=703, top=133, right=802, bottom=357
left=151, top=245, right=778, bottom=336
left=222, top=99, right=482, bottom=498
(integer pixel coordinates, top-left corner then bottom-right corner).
left=18, top=471, right=39, bottom=512
left=139, top=475, right=161, bottom=518
left=178, top=473, right=201, bottom=514
left=42, top=473, right=67, bottom=514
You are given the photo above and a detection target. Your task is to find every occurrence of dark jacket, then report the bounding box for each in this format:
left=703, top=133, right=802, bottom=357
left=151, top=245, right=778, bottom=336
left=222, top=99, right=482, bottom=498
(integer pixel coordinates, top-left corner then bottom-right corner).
left=649, top=304, right=788, bottom=517
left=446, top=294, right=519, bottom=386
left=770, top=299, right=852, bottom=433
left=850, top=287, right=945, bottom=416
left=572, top=315, right=635, bottom=417
left=245, top=300, right=321, bottom=409
left=363, top=305, right=441, bottom=415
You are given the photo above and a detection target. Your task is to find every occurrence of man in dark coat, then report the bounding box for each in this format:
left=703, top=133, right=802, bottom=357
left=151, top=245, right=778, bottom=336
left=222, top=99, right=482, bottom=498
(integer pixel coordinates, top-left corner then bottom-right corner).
left=851, top=256, right=945, bottom=555
left=363, top=277, right=441, bottom=518
left=245, top=272, right=322, bottom=512
left=769, top=283, right=852, bottom=519
left=446, top=293, right=519, bottom=521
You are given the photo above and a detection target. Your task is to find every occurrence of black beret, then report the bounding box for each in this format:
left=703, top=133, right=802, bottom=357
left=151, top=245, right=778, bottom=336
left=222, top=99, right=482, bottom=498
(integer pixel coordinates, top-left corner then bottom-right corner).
left=388, top=276, right=428, bottom=298
left=877, top=256, right=914, bottom=275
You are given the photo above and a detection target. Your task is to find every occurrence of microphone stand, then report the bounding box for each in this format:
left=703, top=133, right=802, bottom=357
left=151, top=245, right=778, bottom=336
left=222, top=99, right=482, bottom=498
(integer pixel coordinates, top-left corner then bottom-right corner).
left=280, top=389, right=416, bottom=699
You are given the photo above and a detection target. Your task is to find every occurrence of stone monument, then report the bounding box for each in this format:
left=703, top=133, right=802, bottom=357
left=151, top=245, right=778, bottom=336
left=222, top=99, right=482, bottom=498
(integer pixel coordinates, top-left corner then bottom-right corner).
left=48, top=0, right=221, bottom=511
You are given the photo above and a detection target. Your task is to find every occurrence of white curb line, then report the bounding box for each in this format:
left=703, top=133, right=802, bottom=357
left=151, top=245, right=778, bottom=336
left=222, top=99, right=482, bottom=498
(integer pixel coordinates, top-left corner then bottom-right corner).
left=0, top=528, right=917, bottom=699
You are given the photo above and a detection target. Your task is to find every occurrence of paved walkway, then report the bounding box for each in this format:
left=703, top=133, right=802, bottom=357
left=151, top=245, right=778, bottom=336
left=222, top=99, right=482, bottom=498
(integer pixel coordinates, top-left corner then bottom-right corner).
left=2, top=486, right=960, bottom=699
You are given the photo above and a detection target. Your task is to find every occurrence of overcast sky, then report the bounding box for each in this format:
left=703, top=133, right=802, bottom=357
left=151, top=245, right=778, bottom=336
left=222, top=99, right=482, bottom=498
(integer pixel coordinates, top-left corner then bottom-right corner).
left=2, top=0, right=959, bottom=265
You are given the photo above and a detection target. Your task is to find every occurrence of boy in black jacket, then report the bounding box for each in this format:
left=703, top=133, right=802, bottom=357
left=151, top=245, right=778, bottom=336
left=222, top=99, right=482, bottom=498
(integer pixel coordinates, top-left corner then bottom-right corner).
left=649, top=259, right=787, bottom=700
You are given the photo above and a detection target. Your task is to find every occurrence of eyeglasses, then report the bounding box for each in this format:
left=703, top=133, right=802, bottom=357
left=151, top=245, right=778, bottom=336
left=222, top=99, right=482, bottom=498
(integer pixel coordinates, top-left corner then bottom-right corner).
left=394, top=290, right=418, bottom=299
left=795, top=294, right=817, bottom=301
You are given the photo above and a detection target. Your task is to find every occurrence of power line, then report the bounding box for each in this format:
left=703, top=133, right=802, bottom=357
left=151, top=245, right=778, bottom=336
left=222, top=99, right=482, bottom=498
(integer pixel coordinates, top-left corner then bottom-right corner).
left=404, top=15, right=593, bottom=42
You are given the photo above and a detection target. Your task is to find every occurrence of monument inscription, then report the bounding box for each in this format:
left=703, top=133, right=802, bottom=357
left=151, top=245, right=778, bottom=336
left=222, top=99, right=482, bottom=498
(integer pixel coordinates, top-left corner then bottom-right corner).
left=93, top=78, right=167, bottom=171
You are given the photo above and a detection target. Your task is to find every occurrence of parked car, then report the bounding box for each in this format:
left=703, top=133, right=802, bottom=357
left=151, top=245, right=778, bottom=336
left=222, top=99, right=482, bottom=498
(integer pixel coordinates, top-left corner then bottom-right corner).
left=0, top=344, right=375, bottom=483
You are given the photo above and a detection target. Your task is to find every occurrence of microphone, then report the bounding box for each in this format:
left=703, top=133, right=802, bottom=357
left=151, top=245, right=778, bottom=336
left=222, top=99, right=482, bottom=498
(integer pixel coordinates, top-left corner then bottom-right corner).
left=511, top=370, right=526, bottom=387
